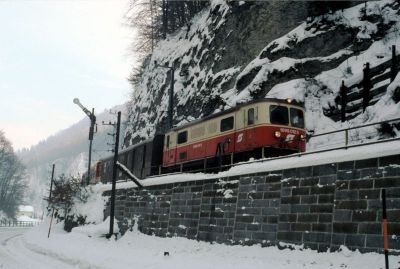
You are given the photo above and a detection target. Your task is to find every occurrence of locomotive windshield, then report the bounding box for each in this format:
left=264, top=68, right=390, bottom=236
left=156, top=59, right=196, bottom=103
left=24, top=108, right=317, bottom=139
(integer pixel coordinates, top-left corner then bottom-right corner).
left=290, top=108, right=304, bottom=128
left=270, top=105, right=289, bottom=125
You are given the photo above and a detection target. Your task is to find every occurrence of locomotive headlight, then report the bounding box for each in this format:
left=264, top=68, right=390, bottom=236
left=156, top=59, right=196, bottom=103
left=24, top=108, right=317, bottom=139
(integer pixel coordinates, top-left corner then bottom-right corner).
left=274, top=131, right=281, bottom=138
left=300, top=134, right=305, bottom=140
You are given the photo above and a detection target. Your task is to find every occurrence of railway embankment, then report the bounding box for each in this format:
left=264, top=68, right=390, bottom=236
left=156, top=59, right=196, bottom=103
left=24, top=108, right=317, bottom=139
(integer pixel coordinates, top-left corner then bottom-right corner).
left=103, top=148, right=400, bottom=254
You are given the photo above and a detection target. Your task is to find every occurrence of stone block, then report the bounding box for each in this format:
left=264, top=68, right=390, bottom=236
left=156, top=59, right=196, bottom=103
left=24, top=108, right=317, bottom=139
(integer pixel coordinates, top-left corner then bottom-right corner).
left=360, top=168, right=383, bottom=179
left=352, top=210, right=377, bottom=222
left=333, top=222, right=358, bottom=234
left=265, top=174, right=282, bottom=183
left=319, top=175, right=336, bottom=185
left=336, top=180, right=349, bottom=190
left=236, top=215, right=254, bottom=223
left=291, top=223, right=311, bottom=232
left=301, top=195, right=318, bottom=204
left=335, top=200, right=367, bottom=210
left=247, top=223, right=261, bottom=231
left=318, top=214, right=333, bottom=223
left=292, top=187, right=310, bottom=196
left=281, top=196, right=300, bottom=204
left=366, top=234, right=383, bottom=248
left=359, top=189, right=380, bottom=200
left=312, top=223, right=331, bottom=233
left=374, top=178, right=400, bottom=188
left=345, top=234, right=366, bottom=248
left=349, top=179, right=374, bottom=189
left=282, top=168, right=297, bottom=179
left=335, top=190, right=358, bottom=200
left=303, top=232, right=331, bottom=243
left=310, top=204, right=333, bottom=213
left=291, top=204, right=310, bottom=213
left=297, top=214, right=318, bottom=222
left=337, top=170, right=360, bottom=181
left=358, top=223, right=381, bottom=234
left=252, top=232, right=276, bottom=241
left=313, top=163, right=337, bottom=176
left=338, top=161, right=354, bottom=170
left=261, top=224, right=277, bottom=232
left=331, top=233, right=345, bottom=245
left=318, top=194, right=334, bottom=204
left=300, top=177, right=319, bottom=186
left=310, top=185, right=335, bottom=195
left=264, top=191, right=281, bottom=199
left=297, top=167, right=313, bottom=178
left=279, top=214, right=297, bottom=222
left=277, top=232, right=302, bottom=242
left=355, top=158, right=378, bottom=169
left=379, top=155, right=400, bottom=167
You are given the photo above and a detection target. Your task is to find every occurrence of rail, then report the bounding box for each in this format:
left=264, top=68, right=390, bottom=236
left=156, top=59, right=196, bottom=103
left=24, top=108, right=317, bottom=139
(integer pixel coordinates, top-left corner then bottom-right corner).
left=0, top=220, right=41, bottom=227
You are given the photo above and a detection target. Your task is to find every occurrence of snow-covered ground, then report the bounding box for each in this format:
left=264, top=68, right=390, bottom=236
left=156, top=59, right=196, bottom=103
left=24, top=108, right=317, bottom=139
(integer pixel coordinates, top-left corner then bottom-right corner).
left=0, top=219, right=398, bottom=269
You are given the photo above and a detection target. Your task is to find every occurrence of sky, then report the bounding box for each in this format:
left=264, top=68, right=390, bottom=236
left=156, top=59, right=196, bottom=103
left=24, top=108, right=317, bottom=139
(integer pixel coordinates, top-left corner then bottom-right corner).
left=0, top=0, right=136, bottom=151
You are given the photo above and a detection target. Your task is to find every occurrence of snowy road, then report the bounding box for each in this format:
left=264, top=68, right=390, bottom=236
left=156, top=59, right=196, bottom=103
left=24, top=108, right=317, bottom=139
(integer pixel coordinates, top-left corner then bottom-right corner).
left=0, top=227, right=76, bottom=269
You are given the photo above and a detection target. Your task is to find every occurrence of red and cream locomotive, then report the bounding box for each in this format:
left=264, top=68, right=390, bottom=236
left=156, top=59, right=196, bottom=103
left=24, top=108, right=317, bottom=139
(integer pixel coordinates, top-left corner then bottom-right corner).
left=94, top=98, right=306, bottom=183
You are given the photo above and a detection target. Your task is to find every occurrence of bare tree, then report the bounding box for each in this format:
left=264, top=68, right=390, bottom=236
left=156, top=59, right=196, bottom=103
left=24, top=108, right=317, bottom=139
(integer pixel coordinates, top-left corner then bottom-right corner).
left=0, top=131, right=26, bottom=218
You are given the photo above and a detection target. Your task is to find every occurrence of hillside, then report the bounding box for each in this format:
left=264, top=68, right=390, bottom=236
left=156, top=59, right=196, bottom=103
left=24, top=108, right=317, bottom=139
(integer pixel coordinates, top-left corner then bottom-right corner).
left=18, top=104, right=128, bottom=212
left=124, top=0, right=400, bottom=148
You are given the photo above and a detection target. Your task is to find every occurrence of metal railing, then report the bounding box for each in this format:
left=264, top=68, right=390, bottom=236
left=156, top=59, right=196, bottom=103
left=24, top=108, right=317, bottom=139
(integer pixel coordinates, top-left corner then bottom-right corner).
left=0, top=220, right=41, bottom=227
left=114, top=117, right=400, bottom=182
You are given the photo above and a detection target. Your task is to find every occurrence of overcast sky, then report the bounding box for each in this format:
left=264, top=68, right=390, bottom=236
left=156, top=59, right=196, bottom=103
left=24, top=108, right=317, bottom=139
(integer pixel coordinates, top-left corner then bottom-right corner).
left=0, top=0, right=135, bottom=150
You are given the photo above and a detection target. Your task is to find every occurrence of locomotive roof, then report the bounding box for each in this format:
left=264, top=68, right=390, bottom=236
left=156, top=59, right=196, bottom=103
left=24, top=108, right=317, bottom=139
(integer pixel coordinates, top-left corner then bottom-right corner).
left=99, top=135, right=162, bottom=162
left=168, top=98, right=304, bottom=132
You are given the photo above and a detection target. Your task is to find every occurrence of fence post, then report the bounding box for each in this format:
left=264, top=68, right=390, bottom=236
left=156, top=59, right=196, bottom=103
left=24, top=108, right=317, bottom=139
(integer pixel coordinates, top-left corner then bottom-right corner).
left=391, top=45, right=398, bottom=82
left=362, top=62, right=372, bottom=112
left=382, top=189, right=389, bottom=269
left=340, top=80, right=347, bottom=122
left=345, top=129, right=349, bottom=149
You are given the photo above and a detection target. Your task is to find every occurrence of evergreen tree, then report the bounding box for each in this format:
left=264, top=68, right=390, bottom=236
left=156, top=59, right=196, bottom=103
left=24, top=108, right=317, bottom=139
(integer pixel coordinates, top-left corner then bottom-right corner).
left=0, top=131, right=26, bottom=218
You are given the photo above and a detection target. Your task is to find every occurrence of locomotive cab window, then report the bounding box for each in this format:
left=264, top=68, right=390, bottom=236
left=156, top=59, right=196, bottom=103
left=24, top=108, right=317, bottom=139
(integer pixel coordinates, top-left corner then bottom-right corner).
left=290, top=108, right=304, bottom=128
left=166, top=135, right=170, bottom=148
left=220, top=116, right=234, bottom=132
left=270, top=105, right=289, bottom=125
left=177, top=131, right=188, bottom=144
left=248, top=108, right=255, bottom=125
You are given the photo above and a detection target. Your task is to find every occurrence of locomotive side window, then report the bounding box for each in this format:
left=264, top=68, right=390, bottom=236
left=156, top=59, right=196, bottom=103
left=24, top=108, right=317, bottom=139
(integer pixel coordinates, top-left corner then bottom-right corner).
left=270, top=105, right=289, bottom=125
left=290, top=108, right=305, bottom=128
left=248, top=108, right=255, bottom=125
left=220, top=116, right=234, bottom=132
left=177, top=131, right=188, bottom=144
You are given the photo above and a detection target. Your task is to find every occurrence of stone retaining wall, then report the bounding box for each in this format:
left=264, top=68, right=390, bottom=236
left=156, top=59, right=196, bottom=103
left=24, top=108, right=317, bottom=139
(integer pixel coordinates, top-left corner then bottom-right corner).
left=104, top=154, right=400, bottom=253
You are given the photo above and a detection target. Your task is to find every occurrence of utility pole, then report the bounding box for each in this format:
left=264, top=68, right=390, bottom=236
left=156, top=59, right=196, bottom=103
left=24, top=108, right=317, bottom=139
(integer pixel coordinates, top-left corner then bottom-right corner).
left=154, top=61, right=175, bottom=129
left=73, top=98, right=96, bottom=185
left=108, top=111, right=121, bottom=238
left=168, top=63, right=175, bottom=129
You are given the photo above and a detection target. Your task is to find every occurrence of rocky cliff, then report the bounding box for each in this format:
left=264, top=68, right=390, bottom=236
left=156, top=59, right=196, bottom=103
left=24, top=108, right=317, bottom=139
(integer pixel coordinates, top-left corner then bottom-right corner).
left=124, top=0, right=400, bottom=147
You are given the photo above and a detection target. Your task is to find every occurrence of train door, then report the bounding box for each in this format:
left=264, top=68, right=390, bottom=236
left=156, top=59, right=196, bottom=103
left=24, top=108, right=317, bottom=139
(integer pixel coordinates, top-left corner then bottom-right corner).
left=235, top=106, right=257, bottom=152
left=245, top=107, right=258, bottom=149
left=163, top=132, right=177, bottom=166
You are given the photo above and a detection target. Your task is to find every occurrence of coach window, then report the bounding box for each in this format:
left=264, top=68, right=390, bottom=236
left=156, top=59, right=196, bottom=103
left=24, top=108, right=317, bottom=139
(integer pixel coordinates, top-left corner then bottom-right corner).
left=270, top=105, right=289, bottom=125
left=220, top=116, right=234, bottom=132
left=290, top=108, right=304, bottom=128
left=177, top=131, right=187, bottom=144
left=248, top=108, right=255, bottom=125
